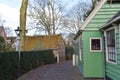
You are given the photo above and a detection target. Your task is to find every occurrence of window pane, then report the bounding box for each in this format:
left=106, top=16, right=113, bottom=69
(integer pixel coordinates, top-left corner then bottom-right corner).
left=106, top=29, right=116, bottom=62
left=91, top=39, right=101, bottom=50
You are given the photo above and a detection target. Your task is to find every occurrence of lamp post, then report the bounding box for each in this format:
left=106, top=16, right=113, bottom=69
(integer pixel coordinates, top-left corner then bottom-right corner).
left=15, top=27, right=22, bottom=61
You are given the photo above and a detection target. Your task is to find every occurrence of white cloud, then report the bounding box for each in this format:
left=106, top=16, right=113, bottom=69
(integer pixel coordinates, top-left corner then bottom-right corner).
left=0, top=3, right=19, bottom=30
left=0, top=2, right=34, bottom=36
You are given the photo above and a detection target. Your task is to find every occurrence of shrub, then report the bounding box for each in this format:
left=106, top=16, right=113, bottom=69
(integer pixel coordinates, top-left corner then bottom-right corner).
left=0, top=36, right=6, bottom=52
left=0, top=52, right=19, bottom=80
left=20, top=50, right=56, bottom=74
left=0, top=50, right=56, bottom=80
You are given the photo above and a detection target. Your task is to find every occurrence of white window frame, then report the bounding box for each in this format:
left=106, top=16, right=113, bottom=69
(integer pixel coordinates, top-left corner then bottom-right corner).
left=104, top=27, right=117, bottom=64
left=90, top=38, right=102, bottom=52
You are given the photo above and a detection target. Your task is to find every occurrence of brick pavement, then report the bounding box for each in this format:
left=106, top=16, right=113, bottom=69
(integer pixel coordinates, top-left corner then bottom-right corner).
left=18, top=61, right=82, bottom=80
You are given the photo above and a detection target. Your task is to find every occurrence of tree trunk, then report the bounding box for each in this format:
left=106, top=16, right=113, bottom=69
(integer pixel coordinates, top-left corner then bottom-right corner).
left=20, top=0, right=28, bottom=51
left=51, top=0, right=55, bottom=34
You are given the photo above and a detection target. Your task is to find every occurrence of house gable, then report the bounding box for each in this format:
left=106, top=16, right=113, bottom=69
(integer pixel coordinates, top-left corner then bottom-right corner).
left=82, top=0, right=120, bottom=31
left=81, top=0, right=106, bottom=30
left=74, top=0, right=120, bottom=79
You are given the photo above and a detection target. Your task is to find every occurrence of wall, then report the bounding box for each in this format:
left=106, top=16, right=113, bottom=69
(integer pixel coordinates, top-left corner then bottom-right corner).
left=105, top=24, right=120, bottom=80
left=84, top=2, right=120, bottom=78
left=98, top=2, right=120, bottom=80
left=74, top=1, right=120, bottom=79
left=82, top=31, right=104, bottom=78
left=74, top=36, right=84, bottom=76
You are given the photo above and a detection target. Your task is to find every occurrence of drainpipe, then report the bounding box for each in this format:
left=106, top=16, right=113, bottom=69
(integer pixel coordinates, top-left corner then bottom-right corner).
left=101, top=31, right=106, bottom=80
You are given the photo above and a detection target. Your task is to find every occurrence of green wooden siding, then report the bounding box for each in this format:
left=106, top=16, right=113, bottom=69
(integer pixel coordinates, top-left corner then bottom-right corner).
left=84, top=2, right=120, bottom=78
left=85, top=2, right=120, bottom=30
left=82, top=31, right=104, bottom=78
left=75, top=1, right=120, bottom=79
left=74, top=38, right=83, bottom=75
left=105, top=25, right=120, bottom=80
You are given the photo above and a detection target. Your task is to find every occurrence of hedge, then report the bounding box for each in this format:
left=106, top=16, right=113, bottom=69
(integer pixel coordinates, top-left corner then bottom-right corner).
left=20, top=50, right=56, bottom=74
left=0, top=50, right=56, bottom=80
left=0, top=52, right=19, bottom=80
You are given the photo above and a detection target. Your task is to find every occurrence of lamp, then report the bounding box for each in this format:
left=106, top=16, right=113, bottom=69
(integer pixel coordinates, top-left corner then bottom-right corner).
left=14, top=27, right=22, bottom=61
left=14, top=26, right=22, bottom=77
left=15, top=27, right=22, bottom=36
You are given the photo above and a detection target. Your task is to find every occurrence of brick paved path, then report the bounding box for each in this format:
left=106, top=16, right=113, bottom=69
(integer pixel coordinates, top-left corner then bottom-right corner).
left=18, top=61, right=82, bottom=80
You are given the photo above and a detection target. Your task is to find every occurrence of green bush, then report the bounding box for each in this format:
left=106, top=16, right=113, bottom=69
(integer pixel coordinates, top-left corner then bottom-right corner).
left=0, top=50, right=56, bottom=80
left=0, top=36, right=6, bottom=52
left=20, top=50, right=56, bottom=74
left=0, top=52, right=19, bottom=80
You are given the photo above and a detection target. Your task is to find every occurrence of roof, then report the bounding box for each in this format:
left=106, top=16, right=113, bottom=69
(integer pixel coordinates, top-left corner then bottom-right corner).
left=74, top=0, right=106, bottom=40
left=100, top=11, right=120, bottom=30
left=24, top=34, right=63, bottom=51
left=74, top=0, right=120, bottom=40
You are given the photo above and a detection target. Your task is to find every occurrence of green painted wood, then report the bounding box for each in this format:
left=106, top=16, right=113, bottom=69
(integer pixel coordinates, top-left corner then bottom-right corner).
left=93, top=14, right=113, bottom=19
left=90, top=19, right=110, bottom=23
left=97, top=11, right=116, bottom=15
left=87, top=23, right=104, bottom=27
left=105, top=26, right=120, bottom=80
left=82, top=31, right=104, bottom=78
left=85, top=3, right=120, bottom=30
left=75, top=1, right=120, bottom=79
left=74, top=38, right=84, bottom=74
left=106, top=72, right=120, bottom=80
left=99, top=8, right=120, bottom=12
left=78, top=59, right=83, bottom=75
left=102, top=3, right=120, bottom=8
left=106, top=63, right=120, bottom=80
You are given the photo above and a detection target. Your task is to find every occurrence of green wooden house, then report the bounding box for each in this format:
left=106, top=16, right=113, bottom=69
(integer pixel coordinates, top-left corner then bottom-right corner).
left=100, top=11, right=120, bottom=80
left=74, top=0, right=120, bottom=80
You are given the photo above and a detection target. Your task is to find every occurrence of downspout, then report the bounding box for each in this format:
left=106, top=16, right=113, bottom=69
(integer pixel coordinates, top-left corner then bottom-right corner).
left=101, top=30, right=106, bottom=80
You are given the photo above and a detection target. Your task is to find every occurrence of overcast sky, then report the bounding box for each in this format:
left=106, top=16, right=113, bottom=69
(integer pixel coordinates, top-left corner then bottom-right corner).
left=0, top=0, right=22, bottom=36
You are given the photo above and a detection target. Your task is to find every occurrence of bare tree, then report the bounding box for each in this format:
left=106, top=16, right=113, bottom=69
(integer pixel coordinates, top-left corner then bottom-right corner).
left=4, top=27, right=13, bottom=37
left=28, top=0, right=65, bottom=35
left=62, top=0, right=92, bottom=34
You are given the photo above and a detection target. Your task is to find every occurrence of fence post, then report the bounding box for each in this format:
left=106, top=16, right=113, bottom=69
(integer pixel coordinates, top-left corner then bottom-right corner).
left=73, top=54, right=75, bottom=66
left=57, top=54, right=59, bottom=63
